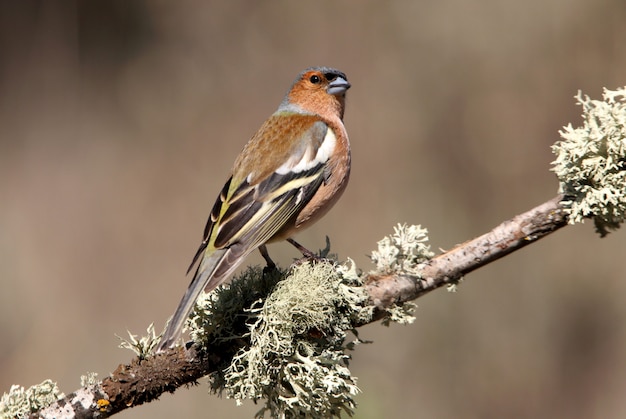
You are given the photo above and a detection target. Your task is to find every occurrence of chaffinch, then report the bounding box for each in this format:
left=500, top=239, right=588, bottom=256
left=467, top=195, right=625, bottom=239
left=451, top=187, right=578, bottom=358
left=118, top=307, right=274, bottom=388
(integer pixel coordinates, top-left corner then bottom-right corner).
left=156, top=67, right=351, bottom=351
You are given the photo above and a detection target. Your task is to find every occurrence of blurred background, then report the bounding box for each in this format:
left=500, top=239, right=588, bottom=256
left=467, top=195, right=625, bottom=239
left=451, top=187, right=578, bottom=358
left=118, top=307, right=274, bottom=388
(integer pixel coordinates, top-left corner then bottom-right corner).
left=1, top=1, right=626, bottom=418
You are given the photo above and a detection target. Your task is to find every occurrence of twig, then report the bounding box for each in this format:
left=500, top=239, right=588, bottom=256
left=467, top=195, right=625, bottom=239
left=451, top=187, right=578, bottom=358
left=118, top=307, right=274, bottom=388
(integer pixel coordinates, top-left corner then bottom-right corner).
left=364, top=194, right=568, bottom=319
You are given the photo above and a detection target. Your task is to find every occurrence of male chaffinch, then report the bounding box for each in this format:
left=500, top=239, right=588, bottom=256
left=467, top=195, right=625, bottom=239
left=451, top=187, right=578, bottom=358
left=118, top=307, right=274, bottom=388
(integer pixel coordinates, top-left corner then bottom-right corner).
left=156, top=67, right=351, bottom=351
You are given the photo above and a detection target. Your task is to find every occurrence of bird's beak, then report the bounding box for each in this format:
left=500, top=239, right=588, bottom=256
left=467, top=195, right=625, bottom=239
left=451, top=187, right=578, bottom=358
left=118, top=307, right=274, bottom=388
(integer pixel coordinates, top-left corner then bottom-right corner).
left=327, top=77, right=351, bottom=96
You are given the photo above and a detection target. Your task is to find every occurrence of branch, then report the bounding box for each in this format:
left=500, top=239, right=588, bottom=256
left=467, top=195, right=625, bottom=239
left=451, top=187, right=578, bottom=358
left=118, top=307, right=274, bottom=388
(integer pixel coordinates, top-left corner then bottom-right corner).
left=364, top=194, right=568, bottom=319
left=26, top=194, right=569, bottom=419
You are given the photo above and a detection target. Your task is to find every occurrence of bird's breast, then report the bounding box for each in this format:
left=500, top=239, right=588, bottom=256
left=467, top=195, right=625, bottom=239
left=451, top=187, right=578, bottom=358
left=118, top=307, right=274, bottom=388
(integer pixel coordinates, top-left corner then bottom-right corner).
left=291, top=124, right=351, bottom=232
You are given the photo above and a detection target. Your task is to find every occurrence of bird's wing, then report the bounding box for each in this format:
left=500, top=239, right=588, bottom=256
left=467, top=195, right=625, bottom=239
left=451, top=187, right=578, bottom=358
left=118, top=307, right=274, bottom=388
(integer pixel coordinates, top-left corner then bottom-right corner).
left=187, top=115, right=335, bottom=277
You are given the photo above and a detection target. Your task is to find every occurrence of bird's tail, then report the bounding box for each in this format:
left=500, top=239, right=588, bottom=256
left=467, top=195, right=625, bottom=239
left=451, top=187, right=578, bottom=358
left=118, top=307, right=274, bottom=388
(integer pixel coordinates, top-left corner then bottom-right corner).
left=155, top=245, right=249, bottom=352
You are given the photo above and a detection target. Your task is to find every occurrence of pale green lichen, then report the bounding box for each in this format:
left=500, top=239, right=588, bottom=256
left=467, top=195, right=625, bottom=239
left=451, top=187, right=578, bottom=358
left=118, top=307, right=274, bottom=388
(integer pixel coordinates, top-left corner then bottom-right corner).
left=370, top=224, right=433, bottom=275
left=552, top=87, right=626, bottom=236
left=380, top=302, right=417, bottom=327
left=446, top=282, right=461, bottom=293
left=0, top=380, right=64, bottom=419
left=189, top=266, right=286, bottom=350
left=187, top=228, right=434, bottom=416
left=190, top=259, right=371, bottom=418
left=370, top=224, right=433, bottom=324
left=117, top=323, right=159, bottom=359
left=80, top=372, right=99, bottom=387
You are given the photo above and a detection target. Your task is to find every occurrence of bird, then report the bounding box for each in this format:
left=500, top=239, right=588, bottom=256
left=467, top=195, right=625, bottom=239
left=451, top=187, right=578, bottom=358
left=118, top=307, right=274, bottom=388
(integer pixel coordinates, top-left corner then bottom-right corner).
left=156, top=67, right=351, bottom=351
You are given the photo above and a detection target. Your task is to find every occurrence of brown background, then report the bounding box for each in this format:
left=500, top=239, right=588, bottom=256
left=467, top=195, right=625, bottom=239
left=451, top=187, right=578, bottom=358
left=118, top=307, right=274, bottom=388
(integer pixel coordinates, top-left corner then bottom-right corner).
left=1, top=1, right=626, bottom=418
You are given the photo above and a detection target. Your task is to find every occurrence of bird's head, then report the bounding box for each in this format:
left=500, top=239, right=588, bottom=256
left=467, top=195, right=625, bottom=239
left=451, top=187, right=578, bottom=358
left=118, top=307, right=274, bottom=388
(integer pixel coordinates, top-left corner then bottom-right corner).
left=280, top=67, right=350, bottom=120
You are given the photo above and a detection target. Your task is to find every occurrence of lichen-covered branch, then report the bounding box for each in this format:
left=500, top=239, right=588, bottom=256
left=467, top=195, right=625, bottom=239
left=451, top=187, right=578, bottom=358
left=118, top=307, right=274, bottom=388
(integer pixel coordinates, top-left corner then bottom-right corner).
left=20, top=194, right=570, bottom=419
left=364, top=194, right=569, bottom=319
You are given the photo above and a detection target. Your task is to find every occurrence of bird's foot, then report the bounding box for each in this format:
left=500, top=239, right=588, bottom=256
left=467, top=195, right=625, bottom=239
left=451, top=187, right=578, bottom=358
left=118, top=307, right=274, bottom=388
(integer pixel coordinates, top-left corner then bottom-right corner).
left=287, top=237, right=334, bottom=266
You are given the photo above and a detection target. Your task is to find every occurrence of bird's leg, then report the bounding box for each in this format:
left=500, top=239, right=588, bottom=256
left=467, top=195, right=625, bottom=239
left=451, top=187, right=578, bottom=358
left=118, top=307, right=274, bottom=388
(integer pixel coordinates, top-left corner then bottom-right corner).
left=258, top=245, right=277, bottom=272
left=286, top=238, right=317, bottom=258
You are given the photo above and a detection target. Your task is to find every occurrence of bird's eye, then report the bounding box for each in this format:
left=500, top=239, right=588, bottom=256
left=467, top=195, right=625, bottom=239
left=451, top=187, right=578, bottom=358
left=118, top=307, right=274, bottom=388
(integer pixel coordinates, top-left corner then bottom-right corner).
left=309, top=75, right=321, bottom=84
